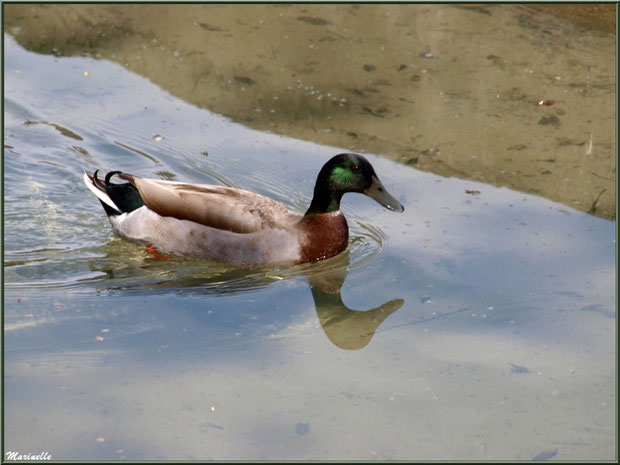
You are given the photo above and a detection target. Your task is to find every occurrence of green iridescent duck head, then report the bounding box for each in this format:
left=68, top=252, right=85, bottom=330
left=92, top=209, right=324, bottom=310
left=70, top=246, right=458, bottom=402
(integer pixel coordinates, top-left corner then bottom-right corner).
left=305, top=153, right=404, bottom=215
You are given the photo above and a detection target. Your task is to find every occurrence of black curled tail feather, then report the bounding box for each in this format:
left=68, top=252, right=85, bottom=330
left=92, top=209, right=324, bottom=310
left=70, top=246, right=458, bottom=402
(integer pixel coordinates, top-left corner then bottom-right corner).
left=105, top=170, right=123, bottom=185
left=90, top=170, right=144, bottom=216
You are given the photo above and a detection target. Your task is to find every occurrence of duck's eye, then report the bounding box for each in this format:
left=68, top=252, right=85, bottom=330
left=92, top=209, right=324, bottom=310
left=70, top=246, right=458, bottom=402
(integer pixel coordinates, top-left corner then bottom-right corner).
left=351, top=165, right=362, bottom=173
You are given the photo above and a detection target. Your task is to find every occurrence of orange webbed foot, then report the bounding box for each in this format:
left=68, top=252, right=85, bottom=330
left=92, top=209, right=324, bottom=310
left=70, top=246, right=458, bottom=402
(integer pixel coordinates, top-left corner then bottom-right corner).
left=145, top=246, right=172, bottom=260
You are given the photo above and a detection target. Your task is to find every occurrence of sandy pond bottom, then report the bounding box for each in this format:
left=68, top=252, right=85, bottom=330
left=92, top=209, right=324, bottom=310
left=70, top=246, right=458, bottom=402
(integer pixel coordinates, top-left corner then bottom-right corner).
left=5, top=3, right=615, bottom=219
left=3, top=35, right=616, bottom=460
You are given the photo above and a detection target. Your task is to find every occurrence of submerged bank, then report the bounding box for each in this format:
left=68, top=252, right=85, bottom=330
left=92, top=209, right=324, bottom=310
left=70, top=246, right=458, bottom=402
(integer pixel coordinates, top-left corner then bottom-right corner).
left=4, top=3, right=616, bottom=219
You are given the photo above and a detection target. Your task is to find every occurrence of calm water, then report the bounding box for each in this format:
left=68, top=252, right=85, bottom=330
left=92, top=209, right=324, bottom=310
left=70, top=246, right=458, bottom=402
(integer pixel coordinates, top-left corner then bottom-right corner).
left=3, top=34, right=616, bottom=460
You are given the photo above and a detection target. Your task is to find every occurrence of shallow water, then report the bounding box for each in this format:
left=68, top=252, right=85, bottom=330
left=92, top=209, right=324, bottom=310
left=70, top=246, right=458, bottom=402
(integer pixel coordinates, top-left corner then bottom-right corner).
left=3, top=35, right=616, bottom=460
left=5, top=3, right=615, bottom=218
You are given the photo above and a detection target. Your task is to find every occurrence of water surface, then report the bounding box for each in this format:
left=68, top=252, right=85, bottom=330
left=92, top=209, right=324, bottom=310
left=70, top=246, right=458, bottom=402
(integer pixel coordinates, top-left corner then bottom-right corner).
left=3, top=34, right=616, bottom=460
left=4, top=3, right=615, bottom=218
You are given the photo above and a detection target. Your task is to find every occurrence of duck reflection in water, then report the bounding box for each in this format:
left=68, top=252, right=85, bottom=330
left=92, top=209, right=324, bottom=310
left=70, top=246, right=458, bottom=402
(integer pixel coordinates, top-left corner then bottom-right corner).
left=93, top=249, right=405, bottom=351
left=308, top=258, right=404, bottom=350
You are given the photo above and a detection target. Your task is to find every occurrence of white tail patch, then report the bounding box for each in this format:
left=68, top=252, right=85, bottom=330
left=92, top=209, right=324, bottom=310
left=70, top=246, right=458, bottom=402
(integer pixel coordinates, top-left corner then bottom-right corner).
left=83, top=171, right=121, bottom=214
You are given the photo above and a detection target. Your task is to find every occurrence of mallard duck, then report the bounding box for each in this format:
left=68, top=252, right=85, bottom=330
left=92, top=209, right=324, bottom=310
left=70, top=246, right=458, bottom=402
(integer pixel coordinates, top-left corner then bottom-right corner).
left=84, top=153, right=404, bottom=267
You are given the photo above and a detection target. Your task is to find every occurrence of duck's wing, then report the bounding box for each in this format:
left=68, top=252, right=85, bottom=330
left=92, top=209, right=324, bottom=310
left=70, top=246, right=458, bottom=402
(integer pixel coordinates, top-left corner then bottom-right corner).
left=120, top=174, right=297, bottom=234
